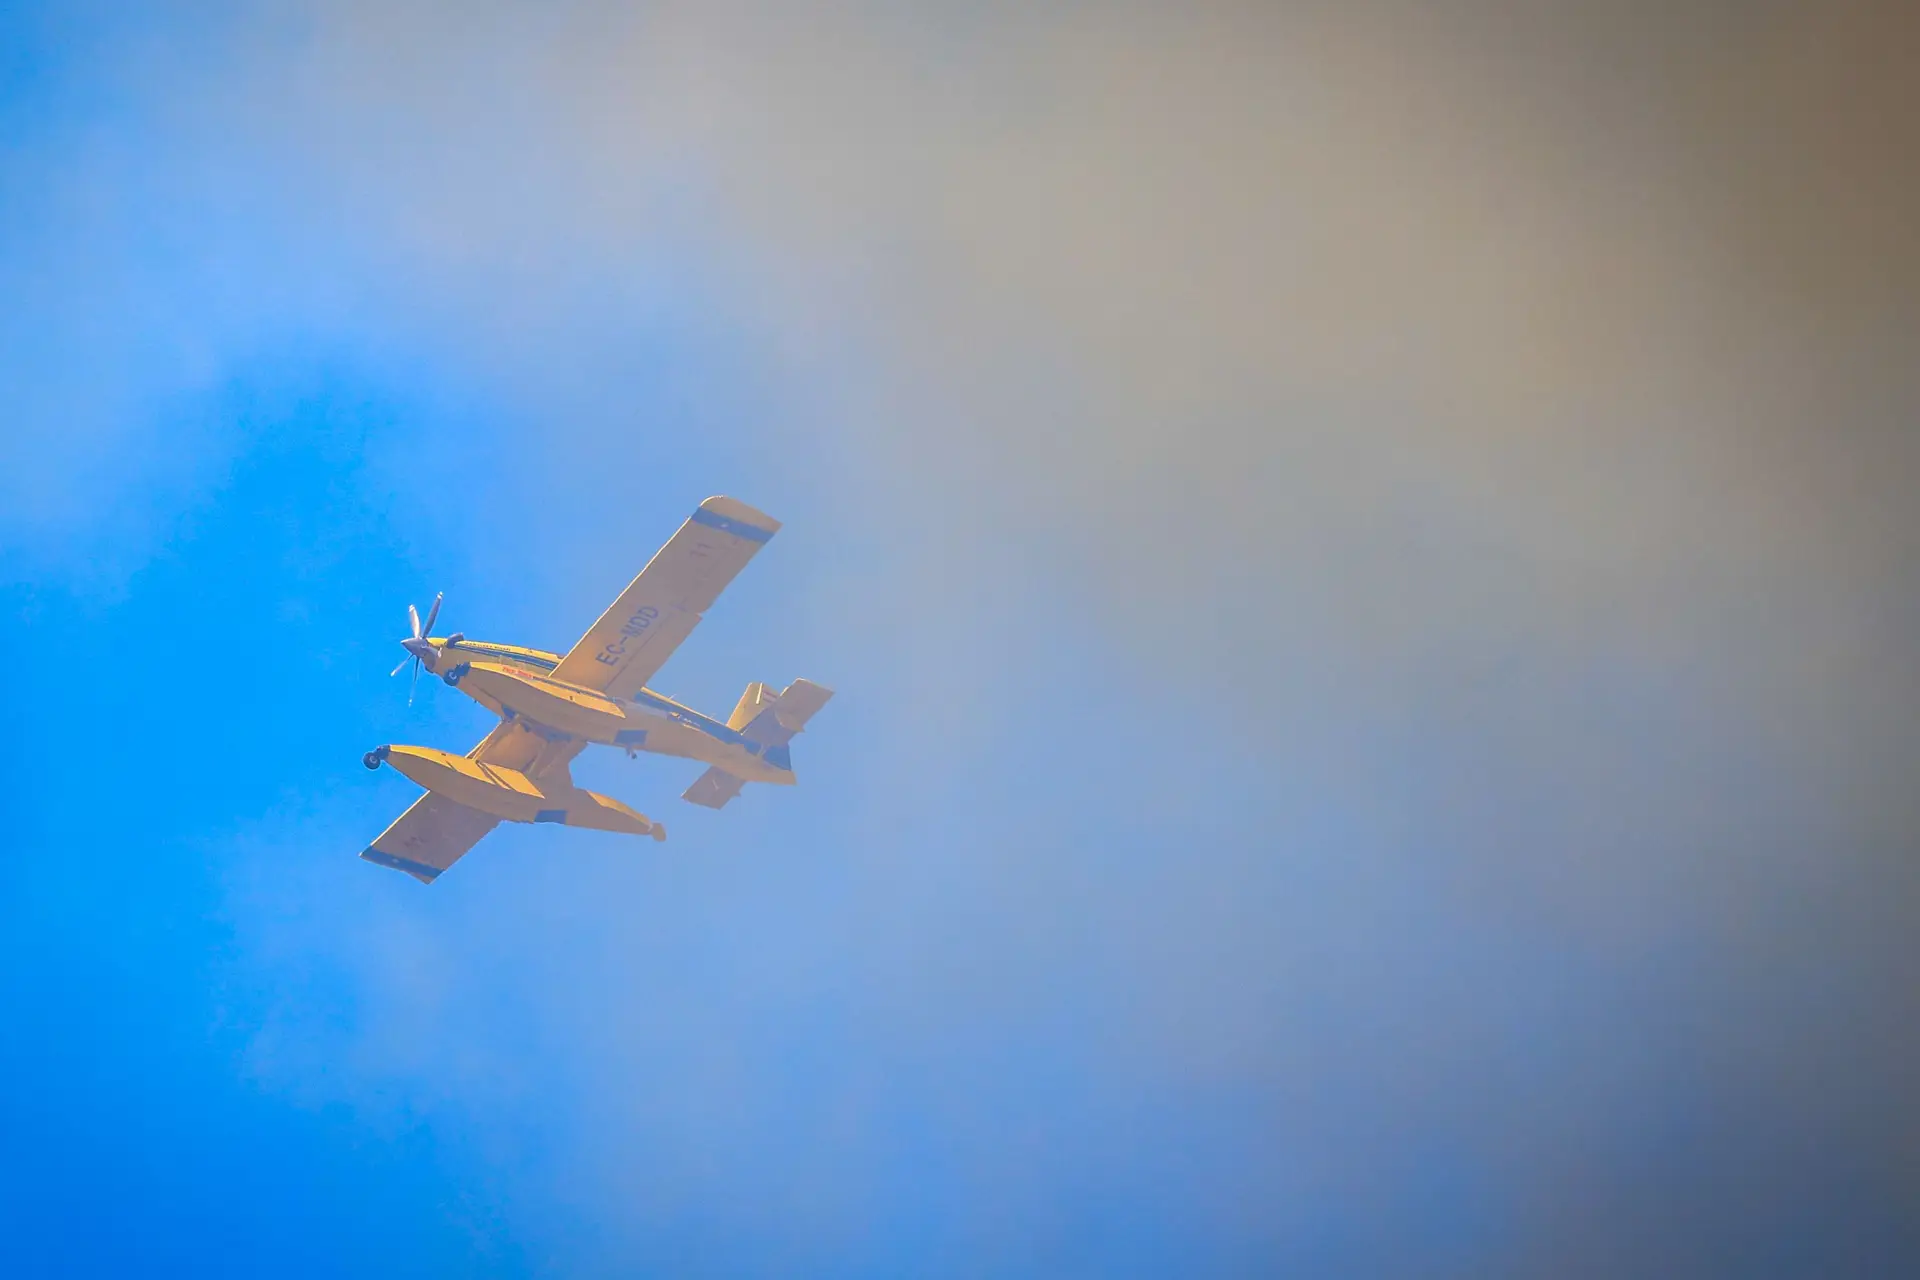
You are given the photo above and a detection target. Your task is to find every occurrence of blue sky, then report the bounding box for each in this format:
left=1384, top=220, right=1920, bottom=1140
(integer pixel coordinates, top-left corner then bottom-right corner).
left=3, top=3, right=1917, bottom=1275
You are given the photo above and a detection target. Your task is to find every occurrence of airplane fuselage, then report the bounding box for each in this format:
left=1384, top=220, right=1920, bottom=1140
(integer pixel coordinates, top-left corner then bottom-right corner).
left=416, top=637, right=794, bottom=785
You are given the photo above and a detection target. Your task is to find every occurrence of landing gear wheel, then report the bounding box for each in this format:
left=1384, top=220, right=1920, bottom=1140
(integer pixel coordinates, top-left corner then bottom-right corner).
left=443, top=662, right=470, bottom=687
left=362, top=745, right=391, bottom=771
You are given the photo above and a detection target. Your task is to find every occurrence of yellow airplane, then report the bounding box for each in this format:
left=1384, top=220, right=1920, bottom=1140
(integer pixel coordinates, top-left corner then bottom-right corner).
left=358, top=495, right=832, bottom=884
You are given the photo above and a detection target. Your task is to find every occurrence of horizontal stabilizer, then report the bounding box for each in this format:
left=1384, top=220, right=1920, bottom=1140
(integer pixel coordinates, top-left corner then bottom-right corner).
left=725, top=682, right=771, bottom=732
left=682, top=767, right=747, bottom=809
left=728, top=678, right=835, bottom=746
left=741, top=704, right=791, bottom=748
left=772, top=679, right=834, bottom=732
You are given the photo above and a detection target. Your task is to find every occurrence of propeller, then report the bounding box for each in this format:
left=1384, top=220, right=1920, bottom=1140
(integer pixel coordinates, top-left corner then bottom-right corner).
left=391, top=592, right=445, bottom=706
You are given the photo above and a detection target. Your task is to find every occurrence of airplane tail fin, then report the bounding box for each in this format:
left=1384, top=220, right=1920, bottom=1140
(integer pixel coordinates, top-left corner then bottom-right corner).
left=682, top=679, right=834, bottom=809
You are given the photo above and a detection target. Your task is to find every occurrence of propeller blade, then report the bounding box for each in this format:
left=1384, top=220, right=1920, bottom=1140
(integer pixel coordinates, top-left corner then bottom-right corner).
left=389, top=655, right=412, bottom=678
left=407, top=602, right=422, bottom=640
left=408, top=657, right=421, bottom=706
left=421, top=592, right=443, bottom=637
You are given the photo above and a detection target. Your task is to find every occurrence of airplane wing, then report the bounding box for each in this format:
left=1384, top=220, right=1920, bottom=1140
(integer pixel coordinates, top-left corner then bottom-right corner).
left=360, top=790, right=500, bottom=884
left=681, top=767, right=748, bottom=810
left=548, top=495, right=780, bottom=701
left=471, top=718, right=585, bottom=777
left=361, top=723, right=586, bottom=883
